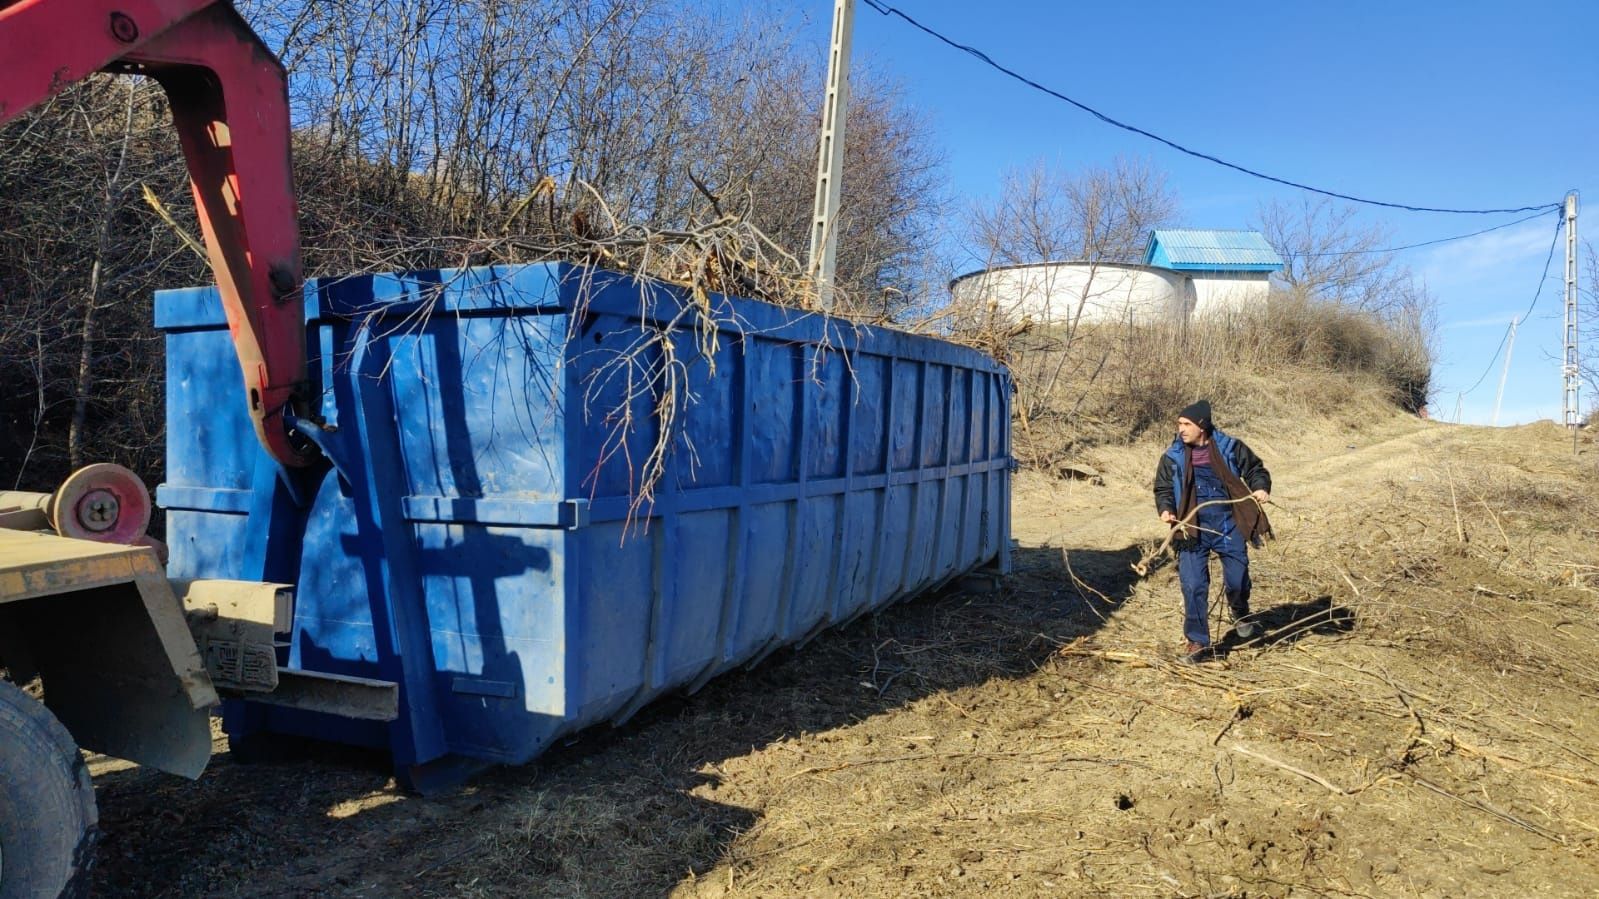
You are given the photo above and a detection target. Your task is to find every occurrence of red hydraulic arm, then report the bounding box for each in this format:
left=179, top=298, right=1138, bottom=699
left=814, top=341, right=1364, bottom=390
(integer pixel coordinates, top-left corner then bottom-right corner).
left=1, top=0, right=315, bottom=466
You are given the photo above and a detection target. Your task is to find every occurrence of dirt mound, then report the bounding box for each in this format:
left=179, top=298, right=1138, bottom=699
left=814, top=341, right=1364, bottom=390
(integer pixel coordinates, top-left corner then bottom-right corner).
left=84, top=412, right=1599, bottom=897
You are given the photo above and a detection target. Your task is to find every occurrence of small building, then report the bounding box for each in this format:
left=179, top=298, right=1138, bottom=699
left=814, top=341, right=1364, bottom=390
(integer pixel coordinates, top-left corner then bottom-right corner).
left=948, top=260, right=1192, bottom=328
left=949, top=229, right=1285, bottom=328
left=1143, top=229, right=1284, bottom=316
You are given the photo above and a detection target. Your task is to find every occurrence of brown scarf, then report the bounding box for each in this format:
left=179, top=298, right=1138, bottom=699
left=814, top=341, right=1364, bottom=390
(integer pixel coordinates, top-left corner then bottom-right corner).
left=1178, top=444, right=1273, bottom=545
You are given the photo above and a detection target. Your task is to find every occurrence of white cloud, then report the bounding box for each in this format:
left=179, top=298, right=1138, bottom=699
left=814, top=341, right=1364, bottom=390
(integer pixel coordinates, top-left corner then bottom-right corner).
left=1419, top=219, right=1558, bottom=282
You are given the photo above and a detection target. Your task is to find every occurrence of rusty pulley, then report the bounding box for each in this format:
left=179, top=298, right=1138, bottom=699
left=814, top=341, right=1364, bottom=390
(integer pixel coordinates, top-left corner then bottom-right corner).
left=47, top=463, right=153, bottom=544
left=0, top=463, right=154, bottom=547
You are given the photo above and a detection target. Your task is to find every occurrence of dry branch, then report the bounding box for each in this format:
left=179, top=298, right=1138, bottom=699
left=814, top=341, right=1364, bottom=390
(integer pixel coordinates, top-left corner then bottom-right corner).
left=1131, top=495, right=1272, bottom=576
left=1405, top=773, right=1565, bottom=844
left=1230, top=743, right=1351, bottom=795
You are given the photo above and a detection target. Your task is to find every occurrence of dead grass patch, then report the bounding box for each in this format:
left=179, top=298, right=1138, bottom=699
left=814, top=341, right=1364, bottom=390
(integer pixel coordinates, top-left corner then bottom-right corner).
left=78, top=416, right=1599, bottom=898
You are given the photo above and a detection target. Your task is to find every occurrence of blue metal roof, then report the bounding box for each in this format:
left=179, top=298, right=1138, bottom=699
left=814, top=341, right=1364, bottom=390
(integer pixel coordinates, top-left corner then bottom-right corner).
left=1144, top=230, right=1284, bottom=272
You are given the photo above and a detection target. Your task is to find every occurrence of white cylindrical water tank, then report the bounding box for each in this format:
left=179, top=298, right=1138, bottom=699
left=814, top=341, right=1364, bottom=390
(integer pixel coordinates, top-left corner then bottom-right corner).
left=949, top=261, right=1193, bottom=328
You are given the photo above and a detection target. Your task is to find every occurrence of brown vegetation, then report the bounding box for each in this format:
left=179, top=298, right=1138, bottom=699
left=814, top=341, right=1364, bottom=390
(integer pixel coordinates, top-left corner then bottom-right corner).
left=968, top=292, right=1435, bottom=473
left=942, top=159, right=1438, bottom=472
left=0, top=0, right=944, bottom=494
left=78, top=410, right=1599, bottom=898
left=10, top=7, right=1599, bottom=896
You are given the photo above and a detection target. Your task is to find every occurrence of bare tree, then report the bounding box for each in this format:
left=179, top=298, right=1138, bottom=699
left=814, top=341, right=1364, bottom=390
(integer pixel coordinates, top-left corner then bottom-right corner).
left=1, top=0, right=948, bottom=493
left=1255, top=197, right=1438, bottom=411
left=0, top=76, right=195, bottom=488
left=964, top=156, right=1178, bottom=267
left=950, top=157, right=1180, bottom=463
left=1256, top=197, right=1416, bottom=313
left=237, top=0, right=942, bottom=311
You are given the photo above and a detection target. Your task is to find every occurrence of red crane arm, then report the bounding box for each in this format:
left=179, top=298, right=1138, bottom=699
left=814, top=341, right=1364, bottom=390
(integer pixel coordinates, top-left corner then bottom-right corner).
left=1, top=0, right=315, bottom=467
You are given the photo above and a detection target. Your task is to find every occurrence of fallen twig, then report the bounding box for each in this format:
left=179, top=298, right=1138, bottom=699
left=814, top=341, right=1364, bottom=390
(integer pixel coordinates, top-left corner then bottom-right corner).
left=1212, top=706, right=1246, bottom=746
left=1405, top=773, right=1565, bottom=843
left=1230, top=743, right=1351, bottom=795
left=1444, top=463, right=1467, bottom=544
left=1055, top=645, right=1152, bottom=668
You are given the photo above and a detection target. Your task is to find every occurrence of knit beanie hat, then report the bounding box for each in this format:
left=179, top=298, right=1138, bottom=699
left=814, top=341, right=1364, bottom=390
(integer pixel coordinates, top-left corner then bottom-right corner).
left=1178, top=399, right=1213, bottom=431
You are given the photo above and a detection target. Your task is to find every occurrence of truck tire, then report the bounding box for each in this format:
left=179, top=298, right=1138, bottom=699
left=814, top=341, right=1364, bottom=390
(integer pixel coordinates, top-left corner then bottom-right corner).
left=0, top=681, right=97, bottom=899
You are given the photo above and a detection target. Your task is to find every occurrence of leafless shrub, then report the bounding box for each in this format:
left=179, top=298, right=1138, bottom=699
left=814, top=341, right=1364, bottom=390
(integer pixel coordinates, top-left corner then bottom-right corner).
left=0, top=77, right=200, bottom=490
left=2, top=0, right=944, bottom=503
left=968, top=291, right=1436, bottom=466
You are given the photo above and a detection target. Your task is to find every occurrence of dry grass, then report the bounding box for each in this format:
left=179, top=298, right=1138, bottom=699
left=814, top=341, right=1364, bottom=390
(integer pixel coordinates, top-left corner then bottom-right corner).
left=660, top=417, right=1599, bottom=898
left=975, top=292, right=1433, bottom=467
left=78, top=414, right=1599, bottom=898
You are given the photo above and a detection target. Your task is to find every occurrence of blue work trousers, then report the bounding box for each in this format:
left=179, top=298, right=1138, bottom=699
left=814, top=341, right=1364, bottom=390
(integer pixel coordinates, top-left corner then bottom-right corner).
left=1179, top=475, right=1251, bottom=646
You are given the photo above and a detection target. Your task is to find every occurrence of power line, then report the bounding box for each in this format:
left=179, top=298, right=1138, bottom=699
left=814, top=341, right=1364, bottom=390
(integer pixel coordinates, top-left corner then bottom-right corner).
left=1455, top=213, right=1565, bottom=398
left=1458, top=321, right=1514, bottom=397
left=1292, top=209, right=1557, bottom=258
left=1515, top=212, right=1566, bottom=323
left=860, top=0, right=1562, bottom=216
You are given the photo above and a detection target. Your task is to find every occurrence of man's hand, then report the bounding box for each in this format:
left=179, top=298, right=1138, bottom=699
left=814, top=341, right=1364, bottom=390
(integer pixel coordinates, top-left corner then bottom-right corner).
left=1160, top=510, right=1177, bottom=525
left=1251, top=489, right=1270, bottom=505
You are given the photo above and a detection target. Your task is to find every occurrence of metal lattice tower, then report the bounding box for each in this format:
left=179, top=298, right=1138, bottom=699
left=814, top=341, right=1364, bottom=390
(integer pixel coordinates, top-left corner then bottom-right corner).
left=808, top=0, right=854, bottom=312
left=1563, top=192, right=1580, bottom=428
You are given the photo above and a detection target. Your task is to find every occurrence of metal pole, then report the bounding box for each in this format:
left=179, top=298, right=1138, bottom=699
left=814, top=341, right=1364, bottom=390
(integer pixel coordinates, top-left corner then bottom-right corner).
left=1562, top=191, right=1580, bottom=429
left=808, top=0, right=854, bottom=312
left=1494, top=317, right=1518, bottom=427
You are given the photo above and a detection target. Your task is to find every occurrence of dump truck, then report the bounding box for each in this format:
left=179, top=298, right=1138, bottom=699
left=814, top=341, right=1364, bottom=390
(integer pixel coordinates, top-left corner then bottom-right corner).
left=0, top=3, right=1012, bottom=896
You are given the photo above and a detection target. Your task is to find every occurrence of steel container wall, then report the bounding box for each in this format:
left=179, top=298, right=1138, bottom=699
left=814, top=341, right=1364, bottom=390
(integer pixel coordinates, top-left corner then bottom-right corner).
left=156, top=263, right=1011, bottom=782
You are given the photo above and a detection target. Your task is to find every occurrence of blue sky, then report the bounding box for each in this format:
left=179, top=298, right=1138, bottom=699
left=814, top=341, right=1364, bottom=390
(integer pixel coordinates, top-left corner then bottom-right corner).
left=795, top=0, right=1596, bottom=425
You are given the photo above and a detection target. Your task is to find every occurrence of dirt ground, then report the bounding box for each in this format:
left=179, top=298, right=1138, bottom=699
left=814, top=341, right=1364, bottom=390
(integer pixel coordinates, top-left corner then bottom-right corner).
left=86, top=412, right=1599, bottom=897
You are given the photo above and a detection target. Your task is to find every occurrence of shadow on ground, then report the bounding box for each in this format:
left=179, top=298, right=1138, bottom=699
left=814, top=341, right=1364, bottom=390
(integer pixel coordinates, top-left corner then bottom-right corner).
left=87, top=540, right=1151, bottom=897
left=1214, top=594, right=1358, bottom=656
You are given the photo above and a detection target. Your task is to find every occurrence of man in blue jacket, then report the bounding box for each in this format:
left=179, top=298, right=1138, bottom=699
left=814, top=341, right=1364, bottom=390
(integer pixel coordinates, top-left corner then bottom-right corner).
left=1153, top=400, right=1273, bottom=662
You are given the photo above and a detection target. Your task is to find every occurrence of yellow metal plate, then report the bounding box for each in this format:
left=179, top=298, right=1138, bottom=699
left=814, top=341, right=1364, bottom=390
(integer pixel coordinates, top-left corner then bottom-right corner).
left=0, top=529, right=163, bottom=604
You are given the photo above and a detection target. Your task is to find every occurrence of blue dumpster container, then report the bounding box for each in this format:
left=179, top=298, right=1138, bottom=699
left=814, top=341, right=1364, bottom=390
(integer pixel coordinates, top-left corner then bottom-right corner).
left=157, top=264, right=1011, bottom=784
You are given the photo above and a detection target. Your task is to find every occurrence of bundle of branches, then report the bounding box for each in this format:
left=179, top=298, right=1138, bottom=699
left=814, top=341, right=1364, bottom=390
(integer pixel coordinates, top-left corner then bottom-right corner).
left=500, top=176, right=822, bottom=312
left=317, top=176, right=867, bottom=528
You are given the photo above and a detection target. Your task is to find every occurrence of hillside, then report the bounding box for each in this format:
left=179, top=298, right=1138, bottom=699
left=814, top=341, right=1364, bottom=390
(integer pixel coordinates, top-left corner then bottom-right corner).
left=86, top=408, right=1599, bottom=897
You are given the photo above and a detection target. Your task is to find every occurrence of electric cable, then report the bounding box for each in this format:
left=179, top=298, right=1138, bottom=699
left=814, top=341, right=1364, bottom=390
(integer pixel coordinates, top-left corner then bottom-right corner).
left=1455, top=214, right=1565, bottom=398
left=860, top=0, right=1562, bottom=216
left=1514, top=212, right=1566, bottom=324
left=1457, top=321, right=1514, bottom=397
left=1291, top=209, right=1556, bottom=258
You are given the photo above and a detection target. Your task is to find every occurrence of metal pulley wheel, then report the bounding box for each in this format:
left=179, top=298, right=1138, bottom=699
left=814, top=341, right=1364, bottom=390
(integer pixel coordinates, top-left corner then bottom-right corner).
left=46, top=463, right=152, bottom=544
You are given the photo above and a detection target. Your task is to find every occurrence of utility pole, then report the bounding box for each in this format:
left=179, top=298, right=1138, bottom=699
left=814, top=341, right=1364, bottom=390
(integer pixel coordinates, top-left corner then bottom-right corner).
left=1562, top=191, right=1580, bottom=430
left=1494, top=317, right=1518, bottom=427
left=808, top=0, right=854, bottom=312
